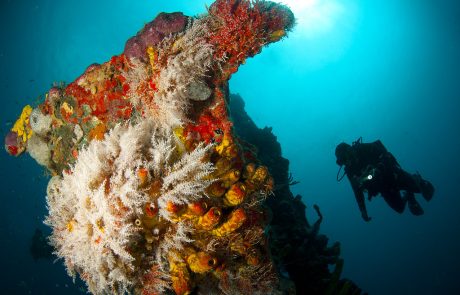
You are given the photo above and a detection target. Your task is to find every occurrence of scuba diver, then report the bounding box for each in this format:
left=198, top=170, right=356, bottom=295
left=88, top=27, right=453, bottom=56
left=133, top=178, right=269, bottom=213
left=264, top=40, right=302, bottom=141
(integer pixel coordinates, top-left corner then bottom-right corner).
left=335, top=138, right=435, bottom=222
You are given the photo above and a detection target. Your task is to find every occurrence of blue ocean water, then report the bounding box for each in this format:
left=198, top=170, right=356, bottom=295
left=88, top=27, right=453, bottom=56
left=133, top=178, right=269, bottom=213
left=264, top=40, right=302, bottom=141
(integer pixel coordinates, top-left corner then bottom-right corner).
left=0, top=0, right=459, bottom=294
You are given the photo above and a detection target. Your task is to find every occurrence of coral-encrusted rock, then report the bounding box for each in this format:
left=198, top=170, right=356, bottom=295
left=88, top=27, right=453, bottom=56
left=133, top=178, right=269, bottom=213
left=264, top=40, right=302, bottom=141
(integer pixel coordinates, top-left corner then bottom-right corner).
left=6, top=1, right=296, bottom=294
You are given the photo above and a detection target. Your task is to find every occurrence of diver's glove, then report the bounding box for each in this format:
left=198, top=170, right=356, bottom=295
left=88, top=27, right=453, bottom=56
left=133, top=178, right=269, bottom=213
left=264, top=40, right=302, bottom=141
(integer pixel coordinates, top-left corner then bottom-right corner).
left=361, top=212, right=372, bottom=222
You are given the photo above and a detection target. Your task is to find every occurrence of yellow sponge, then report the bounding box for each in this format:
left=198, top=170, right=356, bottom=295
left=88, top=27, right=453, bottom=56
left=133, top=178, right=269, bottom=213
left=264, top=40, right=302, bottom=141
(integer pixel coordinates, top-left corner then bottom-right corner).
left=11, top=105, right=33, bottom=142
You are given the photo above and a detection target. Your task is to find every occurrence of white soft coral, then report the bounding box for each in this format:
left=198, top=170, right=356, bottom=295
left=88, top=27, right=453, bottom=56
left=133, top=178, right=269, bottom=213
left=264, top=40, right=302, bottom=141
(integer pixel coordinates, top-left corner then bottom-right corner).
left=122, top=17, right=215, bottom=130
left=45, top=119, right=214, bottom=294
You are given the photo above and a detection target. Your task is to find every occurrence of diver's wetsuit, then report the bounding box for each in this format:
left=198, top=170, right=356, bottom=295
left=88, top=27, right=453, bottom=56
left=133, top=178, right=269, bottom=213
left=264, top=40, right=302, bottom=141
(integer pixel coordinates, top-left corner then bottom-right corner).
left=342, top=140, right=428, bottom=220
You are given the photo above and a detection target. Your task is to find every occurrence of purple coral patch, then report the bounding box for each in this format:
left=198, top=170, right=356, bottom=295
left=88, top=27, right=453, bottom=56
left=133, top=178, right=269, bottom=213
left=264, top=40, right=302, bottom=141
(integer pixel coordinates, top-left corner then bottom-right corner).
left=139, top=25, right=162, bottom=48
left=5, top=131, right=19, bottom=155
left=124, top=36, right=147, bottom=60
left=5, top=131, right=17, bottom=147
left=150, top=12, right=188, bottom=35
left=123, top=12, right=188, bottom=61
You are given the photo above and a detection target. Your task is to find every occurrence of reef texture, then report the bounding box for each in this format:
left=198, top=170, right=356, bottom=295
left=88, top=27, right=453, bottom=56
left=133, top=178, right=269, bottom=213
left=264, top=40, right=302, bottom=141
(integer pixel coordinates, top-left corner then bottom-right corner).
left=5, top=1, right=294, bottom=294
left=5, top=1, right=365, bottom=294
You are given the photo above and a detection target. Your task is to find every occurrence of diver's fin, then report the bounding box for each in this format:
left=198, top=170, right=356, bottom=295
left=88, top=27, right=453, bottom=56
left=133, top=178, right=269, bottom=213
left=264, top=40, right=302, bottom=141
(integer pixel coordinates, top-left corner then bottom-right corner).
left=413, top=173, right=434, bottom=202
left=420, top=180, right=435, bottom=202
left=406, top=192, right=424, bottom=216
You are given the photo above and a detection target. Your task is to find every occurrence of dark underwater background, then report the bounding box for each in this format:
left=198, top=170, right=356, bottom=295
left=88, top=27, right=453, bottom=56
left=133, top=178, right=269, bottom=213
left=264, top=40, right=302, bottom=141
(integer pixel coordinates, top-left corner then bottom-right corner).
left=1, top=0, right=459, bottom=294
